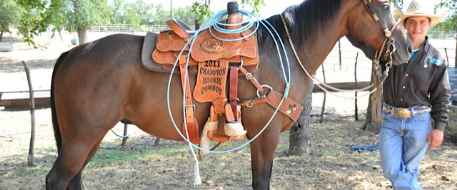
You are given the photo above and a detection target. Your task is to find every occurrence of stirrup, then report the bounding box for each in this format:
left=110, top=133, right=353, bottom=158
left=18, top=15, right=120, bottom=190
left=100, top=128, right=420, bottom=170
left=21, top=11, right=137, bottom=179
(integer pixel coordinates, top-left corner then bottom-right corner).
left=224, top=122, right=247, bottom=136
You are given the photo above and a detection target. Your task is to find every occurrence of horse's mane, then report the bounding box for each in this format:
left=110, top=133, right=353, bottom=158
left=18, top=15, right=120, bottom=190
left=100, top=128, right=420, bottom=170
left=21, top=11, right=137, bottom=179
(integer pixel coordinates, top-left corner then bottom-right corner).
left=258, top=0, right=343, bottom=48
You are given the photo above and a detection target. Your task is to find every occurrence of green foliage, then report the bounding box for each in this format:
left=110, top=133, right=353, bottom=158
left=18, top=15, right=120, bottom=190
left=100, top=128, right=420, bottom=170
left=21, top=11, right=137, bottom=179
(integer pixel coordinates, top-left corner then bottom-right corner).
left=15, top=0, right=110, bottom=45
left=108, top=0, right=171, bottom=26
left=390, top=0, right=404, bottom=11
left=12, top=0, right=270, bottom=44
left=191, top=0, right=211, bottom=23
left=16, top=0, right=64, bottom=45
left=124, top=3, right=141, bottom=26
left=62, top=0, right=111, bottom=33
left=135, top=0, right=154, bottom=25
left=240, top=0, right=265, bottom=15
left=191, top=0, right=264, bottom=24
left=109, top=0, right=126, bottom=24
left=173, top=6, right=200, bottom=27
left=434, top=0, right=457, bottom=32
left=0, top=0, right=25, bottom=32
left=148, top=3, right=168, bottom=25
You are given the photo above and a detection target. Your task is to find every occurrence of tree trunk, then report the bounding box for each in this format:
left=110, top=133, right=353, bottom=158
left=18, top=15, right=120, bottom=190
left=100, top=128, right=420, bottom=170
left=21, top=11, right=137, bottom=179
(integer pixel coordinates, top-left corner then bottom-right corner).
left=360, top=93, right=381, bottom=133
left=360, top=62, right=382, bottom=133
left=289, top=80, right=313, bottom=156
left=78, top=27, right=87, bottom=45
left=0, top=31, right=3, bottom=42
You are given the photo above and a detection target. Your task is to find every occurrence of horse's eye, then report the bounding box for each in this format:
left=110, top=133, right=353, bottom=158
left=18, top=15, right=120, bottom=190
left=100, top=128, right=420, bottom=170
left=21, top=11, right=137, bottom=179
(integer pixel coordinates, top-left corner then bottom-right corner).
left=383, top=3, right=390, bottom=10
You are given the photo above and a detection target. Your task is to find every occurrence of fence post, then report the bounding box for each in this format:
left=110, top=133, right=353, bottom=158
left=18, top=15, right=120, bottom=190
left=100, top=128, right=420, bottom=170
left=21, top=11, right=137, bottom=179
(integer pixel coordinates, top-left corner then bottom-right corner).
left=354, top=52, right=359, bottom=121
left=338, top=40, right=342, bottom=70
left=444, top=48, right=449, bottom=66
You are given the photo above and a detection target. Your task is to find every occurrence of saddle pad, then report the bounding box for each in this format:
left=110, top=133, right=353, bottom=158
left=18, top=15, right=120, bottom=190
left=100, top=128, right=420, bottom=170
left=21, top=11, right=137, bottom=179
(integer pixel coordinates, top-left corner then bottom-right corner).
left=142, top=32, right=168, bottom=73
left=142, top=32, right=193, bottom=74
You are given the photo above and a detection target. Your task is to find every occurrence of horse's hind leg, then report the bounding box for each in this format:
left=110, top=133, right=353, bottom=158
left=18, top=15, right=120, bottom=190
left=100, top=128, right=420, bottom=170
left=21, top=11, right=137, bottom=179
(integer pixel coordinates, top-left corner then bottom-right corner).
left=68, top=138, right=105, bottom=189
left=46, top=131, right=107, bottom=190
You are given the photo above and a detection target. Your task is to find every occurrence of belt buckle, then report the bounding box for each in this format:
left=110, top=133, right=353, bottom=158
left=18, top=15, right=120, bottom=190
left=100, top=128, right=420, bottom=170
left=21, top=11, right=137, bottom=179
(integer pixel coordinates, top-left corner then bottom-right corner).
left=393, top=108, right=411, bottom=119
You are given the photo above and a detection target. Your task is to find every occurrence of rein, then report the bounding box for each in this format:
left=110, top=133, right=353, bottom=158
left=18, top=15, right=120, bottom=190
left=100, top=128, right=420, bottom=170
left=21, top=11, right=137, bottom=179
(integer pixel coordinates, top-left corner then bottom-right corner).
left=279, top=0, right=400, bottom=99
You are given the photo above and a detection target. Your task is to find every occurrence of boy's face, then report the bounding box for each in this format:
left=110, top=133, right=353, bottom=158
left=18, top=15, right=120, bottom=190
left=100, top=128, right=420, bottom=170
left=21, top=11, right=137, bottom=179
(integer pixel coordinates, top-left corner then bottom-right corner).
left=404, top=16, right=432, bottom=43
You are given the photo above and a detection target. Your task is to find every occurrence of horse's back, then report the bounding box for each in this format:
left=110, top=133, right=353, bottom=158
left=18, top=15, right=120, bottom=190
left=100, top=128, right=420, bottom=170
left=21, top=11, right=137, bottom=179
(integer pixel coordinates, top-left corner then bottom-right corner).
left=53, top=34, right=147, bottom=131
left=52, top=33, right=200, bottom=140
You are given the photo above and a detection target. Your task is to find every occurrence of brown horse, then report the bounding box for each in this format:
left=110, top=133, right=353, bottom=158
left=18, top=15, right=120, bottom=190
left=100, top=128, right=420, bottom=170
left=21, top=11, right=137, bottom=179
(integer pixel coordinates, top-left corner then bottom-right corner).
left=46, top=0, right=412, bottom=189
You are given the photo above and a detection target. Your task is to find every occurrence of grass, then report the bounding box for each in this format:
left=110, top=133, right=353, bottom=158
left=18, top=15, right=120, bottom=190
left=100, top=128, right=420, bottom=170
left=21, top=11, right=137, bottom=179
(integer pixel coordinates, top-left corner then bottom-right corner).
left=0, top=110, right=456, bottom=189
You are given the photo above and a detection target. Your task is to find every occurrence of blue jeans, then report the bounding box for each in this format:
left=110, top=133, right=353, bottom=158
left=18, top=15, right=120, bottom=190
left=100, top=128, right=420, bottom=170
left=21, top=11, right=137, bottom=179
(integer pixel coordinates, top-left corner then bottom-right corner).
left=379, top=105, right=432, bottom=190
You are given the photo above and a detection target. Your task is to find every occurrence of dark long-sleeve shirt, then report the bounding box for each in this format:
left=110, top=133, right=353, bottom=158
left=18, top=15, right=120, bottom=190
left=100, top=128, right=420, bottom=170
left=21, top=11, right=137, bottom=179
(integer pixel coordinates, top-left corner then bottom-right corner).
left=382, top=37, right=451, bottom=131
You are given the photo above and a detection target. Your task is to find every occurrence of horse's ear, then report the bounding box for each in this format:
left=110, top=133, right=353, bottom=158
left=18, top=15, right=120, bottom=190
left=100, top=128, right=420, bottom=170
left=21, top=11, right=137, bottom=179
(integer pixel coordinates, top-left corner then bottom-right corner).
left=345, top=35, right=376, bottom=60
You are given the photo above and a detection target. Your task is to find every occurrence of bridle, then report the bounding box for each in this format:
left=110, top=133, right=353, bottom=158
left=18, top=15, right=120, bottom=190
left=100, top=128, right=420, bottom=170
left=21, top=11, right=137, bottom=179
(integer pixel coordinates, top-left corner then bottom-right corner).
left=280, top=0, right=402, bottom=98
left=363, top=0, right=401, bottom=89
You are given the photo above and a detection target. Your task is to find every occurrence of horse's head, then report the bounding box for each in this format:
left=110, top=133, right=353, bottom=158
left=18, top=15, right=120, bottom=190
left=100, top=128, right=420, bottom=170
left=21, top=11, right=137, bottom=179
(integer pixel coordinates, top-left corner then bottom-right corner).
left=347, top=0, right=412, bottom=65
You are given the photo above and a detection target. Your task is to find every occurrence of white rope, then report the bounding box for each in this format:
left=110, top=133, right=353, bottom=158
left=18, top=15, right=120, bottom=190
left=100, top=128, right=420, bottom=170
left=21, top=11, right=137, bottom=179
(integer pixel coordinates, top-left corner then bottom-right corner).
left=280, top=14, right=384, bottom=99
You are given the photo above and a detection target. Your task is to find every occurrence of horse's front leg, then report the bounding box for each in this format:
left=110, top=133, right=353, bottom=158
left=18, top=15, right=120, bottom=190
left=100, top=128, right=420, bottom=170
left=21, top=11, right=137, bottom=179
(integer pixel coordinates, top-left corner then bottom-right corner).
left=249, top=125, right=281, bottom=190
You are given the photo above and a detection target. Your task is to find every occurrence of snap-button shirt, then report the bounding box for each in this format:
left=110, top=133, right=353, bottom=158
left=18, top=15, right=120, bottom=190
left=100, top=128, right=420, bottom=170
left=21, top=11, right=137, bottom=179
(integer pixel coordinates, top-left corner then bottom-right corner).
left=382, top=37, right=451, bottom=131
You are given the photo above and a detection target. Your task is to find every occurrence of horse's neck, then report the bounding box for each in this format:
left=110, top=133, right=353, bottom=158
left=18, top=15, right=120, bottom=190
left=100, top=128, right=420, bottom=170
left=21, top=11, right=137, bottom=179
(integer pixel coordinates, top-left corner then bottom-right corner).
left=301, top=29, right=343, bottom=74
left=254, top=11, right=346, bottom=103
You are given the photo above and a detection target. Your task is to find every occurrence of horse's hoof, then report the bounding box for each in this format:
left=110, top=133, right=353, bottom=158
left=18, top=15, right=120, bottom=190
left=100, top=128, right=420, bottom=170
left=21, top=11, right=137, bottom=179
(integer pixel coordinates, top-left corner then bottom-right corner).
left=224, top=122, right=247, bottom=136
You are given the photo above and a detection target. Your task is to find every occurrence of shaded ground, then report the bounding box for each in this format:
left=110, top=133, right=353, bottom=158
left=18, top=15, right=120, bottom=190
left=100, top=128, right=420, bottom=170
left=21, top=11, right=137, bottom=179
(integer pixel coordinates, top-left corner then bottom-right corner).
left=1, top=42, right=456, bottom=190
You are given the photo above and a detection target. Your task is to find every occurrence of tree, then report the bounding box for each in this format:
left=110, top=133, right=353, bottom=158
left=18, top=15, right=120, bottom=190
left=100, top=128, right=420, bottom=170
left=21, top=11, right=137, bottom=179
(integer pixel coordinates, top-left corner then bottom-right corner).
left=124, top=2, right=141, bottom=26
left=148, top=3, right=169, bottom=26
left=109, top=0, right=126, bottom=25
left=435, top=0, right=457, bottom=32
left=0, top=0, right=25, bottom=41
left=173, top=6, right=200, bottom=27
left=61, top=0, right=111, bottom=44
left=135, top=0, right=155, bottom=25
left=191, top=0, right=265, bottom=23
left=289, top=80, right=313, bottom=156
left=360, top=63, right=383, bottom=133
left=16, top=0, right=110, bottom=45
left=16, top=0, right=64, bottom=45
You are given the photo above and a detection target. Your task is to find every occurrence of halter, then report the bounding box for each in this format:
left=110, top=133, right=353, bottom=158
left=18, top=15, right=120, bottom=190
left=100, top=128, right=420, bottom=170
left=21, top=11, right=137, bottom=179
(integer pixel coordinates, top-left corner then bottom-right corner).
left=280, top=0, right=402, bottom=98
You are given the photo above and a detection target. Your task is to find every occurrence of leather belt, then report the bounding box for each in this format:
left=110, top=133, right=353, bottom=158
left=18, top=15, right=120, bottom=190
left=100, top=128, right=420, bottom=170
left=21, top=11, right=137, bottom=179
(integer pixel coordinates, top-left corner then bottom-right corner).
left=383, top=106, right=431, bottom=120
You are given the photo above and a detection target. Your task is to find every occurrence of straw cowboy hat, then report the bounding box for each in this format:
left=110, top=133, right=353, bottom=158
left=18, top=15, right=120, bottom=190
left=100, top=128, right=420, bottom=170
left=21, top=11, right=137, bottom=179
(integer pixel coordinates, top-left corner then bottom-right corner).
left=394, top=0, right=448, bottom=27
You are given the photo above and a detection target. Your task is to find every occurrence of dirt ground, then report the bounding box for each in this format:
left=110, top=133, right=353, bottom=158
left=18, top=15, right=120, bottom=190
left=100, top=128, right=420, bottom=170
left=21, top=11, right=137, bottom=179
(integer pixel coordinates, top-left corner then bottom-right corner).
left=1, top=42, right=456, bottom=190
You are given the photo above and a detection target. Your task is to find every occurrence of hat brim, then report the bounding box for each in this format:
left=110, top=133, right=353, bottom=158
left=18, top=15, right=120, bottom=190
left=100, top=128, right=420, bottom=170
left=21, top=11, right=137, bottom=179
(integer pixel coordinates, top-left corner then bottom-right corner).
left=394, top=9, right=448, bottom=27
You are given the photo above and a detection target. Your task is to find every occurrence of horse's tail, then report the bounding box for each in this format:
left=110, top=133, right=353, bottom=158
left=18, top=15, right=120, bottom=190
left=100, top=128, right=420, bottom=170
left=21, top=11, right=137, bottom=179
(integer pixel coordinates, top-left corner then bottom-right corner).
left=50, top=51, right=84, bottom=190
left=51, top=51, right=69, bottom=153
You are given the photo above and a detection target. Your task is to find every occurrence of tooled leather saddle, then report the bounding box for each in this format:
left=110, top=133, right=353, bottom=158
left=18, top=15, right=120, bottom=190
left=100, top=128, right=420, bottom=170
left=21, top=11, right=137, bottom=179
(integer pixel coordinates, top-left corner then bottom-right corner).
left=149, top=8, right=259, bottom=144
